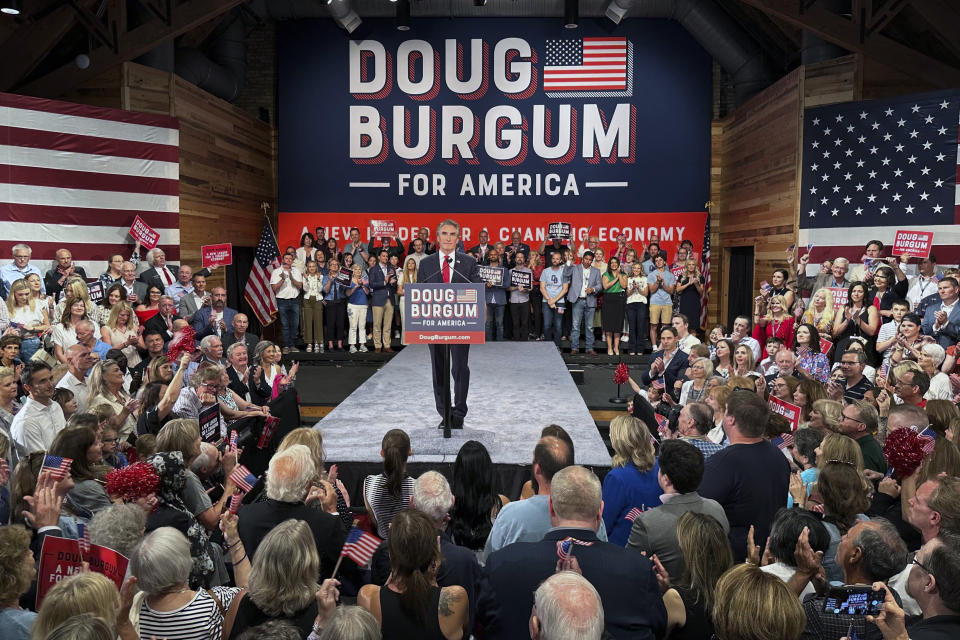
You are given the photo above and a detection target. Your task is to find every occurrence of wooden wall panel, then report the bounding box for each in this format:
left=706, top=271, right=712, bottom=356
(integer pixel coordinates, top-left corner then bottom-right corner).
left=59, top=66, right=122, bottom=110
left=859, top=54, right=942, bottom=101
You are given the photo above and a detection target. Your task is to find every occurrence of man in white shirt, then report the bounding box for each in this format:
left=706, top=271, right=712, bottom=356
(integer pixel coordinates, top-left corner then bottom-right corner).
left=408, top=238, right=429, bottom=268
left=55, top=345, right=93, bottom=413
left=10, top=362, right=66, bottom=469
left=905, top=254, right=940, bottom=312
left=730, top=315, right=761, bottom=361
left=270, top=253, right=303, bottom=353
left=671, top=314, right=701, bottom=353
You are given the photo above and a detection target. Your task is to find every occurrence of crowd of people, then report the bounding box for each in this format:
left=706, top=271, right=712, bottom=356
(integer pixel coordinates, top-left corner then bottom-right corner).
left=275, top=226, right=704, bottom=356
left=0, top=234, right=958, bottom=640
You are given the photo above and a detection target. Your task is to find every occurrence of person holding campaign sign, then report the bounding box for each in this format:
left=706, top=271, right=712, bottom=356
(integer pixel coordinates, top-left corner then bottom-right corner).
left=508, top=251, right=533, bottom=342
left=481, top=249, right=508, bottom=342
left=417, top=219, right=481, bottom=429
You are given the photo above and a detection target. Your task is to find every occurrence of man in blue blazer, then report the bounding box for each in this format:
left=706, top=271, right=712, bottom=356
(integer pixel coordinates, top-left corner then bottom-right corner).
left=367, top=248, right=398, bottom=352
left=640, top=326, right=689, bottom=400
left=478, top=465, right=667, bottom=640
left=417, top=220, right=480, bottom=428
left=921, top=277, right=960, bottom=349
left=565, top=250, right=603, bottom=354
left=193, top=287, right=238, bottom=339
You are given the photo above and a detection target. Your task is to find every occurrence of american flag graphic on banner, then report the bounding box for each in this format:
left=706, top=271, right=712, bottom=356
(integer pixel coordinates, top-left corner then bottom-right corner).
left=341, top=527, right=381, bottom=566
left=244, top=220, right=281, bottom=326
left=41, top=454, right=72, bottom=481
left=0, top=92, right=179, bottom=277
left=544, top=37, right=630, bottom=95
left=799, top=90, right=960, bottom=264
left=456, top=288, right=477, bottom=303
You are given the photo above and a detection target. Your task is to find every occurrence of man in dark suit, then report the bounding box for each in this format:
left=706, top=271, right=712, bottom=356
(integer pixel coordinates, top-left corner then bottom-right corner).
left=640, top=326, right=689, bottom=400
left=44, top=249, right=88, bottom=299
left=479, top=465, right=667, bottom=640
left=417, top=220, right=481, bottom=428
left=143, top=296, right=181, bottom=346
left=237, top=445, right=347, bottom=579
left=921, top=277, right=960, bottom=349
left=222, top=312, right=258, bottom=356
left=138, top=247, right=212, bottom=291
left=467, top=229, right=493, bottom=264
left=367, top=249, right=398, bottom=352
left=503, top=230, right=531, bottom=268
left=193, top=287, right=239, bottom=339
left=407, top=227, right=436, bottom=255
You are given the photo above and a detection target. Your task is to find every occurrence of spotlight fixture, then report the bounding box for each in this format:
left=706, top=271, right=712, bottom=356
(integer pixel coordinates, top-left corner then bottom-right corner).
left=328, top=0, right=361, bottom=34
left=396, top=0, right=410, bottom=31
left=604, top=0, right=634, bottom=24
left=1, top=0, right=21, bottom=16
left=564, top=0, right=579, bottom=29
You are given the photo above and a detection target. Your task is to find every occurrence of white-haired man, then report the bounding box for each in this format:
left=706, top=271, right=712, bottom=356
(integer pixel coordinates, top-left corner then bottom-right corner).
left=530, top=572, right=604, bottom=640
left=139, top=247, right=212, bottom=292
left=0, top=243, right=44, bottom=297
left=237, top=444, right=345, bottom=576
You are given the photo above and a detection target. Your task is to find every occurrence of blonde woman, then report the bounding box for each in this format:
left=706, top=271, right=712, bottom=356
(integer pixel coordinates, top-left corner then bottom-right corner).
left=676, top=258, right=705, bottom=327
left=397, top=257, right=418, bottom=345
left=25, top=272, right=53, bottom=318
left=52, top=277, right=101, bottom=326
left=712, top=564, right=804, bottom=640
left=5, top=278, right=49, bottom=362
left=301, top=259, right=324, bottom=354
left=30, top=572, right=121, bottom=639
left=753, top=294, right=795, bottom=359
left=346, top=264, right=370, bottom=353
left=101, top=301, right=141, bottom=368
left=808, top=398, right=842, bottom=434
left=679, top=357, right=713, bottom=405
left=601, top=415, right=662, bottom=545
left=87, top=359, right=140, bottom=442
left=625, top=262, right=649, bottom=356
left=732, top=344, right=757, bottom=377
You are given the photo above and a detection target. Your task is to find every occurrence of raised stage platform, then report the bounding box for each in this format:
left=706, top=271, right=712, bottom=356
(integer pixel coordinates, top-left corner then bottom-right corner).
left=314, top=343, right=612, bottom=498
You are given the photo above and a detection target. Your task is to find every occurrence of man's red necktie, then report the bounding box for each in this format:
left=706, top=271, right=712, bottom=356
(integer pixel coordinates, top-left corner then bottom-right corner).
left=442, top=257, right=451, bottom=283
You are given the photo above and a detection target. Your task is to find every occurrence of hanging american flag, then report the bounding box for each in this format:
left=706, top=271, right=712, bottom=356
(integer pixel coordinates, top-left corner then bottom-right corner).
left=0, top=92, right=180, bottom=277
left=244, top=218, right=281, bottom=326
left=700, top=213, right=711, bottom=329
left=341, top=527, right=381, bottom=566
left=544, top=37, right=629, bottom=94
left=40, top=454, right=72, bottom=481
left=799, top=90, right=960, bottom=265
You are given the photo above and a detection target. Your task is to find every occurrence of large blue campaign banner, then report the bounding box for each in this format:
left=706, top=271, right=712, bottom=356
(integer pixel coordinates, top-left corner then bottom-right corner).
left=278, top=18, right=711, bottom=219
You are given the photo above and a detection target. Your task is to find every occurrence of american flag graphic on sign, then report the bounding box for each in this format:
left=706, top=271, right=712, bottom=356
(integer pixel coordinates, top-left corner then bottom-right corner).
left=456, top=288, right=477, bottom=303
left=244, top=221, right=281, bottom=326
left=799, top=90, right=960, bottom=263
left=0, top=92, right=179, bottom=277
left=544, top=37, right=631, bottom=97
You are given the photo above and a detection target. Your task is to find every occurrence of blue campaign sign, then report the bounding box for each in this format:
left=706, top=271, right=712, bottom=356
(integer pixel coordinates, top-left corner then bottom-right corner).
left=403, top=283, right=486, bottom=344
left=278, top=18, right=711, bottom=214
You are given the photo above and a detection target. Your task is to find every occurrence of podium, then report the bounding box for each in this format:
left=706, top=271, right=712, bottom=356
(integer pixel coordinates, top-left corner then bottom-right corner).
left=402, top=283, right=486, bottom=438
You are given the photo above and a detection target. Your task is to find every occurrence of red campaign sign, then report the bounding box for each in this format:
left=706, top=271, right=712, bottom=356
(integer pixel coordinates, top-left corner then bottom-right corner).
left=819, top=337, right=834, bottom=355
left=892, top=230, right=934, bottom=258
left=278, top=212, right=709, bottom=261
left=202, top=243, right=232, bottom=268
left=370, top=219, right=397, bottom=237
left=768, top=396, right=802, bottom=432
left=129, top=215, right=160, bottom=250
left=36, top=536, right=131, bottom=608
left=829, top=287, right=848, bottom=311
left=85, top=543, right=129, bottom=592
left=36, top=536, right=83, bottom=609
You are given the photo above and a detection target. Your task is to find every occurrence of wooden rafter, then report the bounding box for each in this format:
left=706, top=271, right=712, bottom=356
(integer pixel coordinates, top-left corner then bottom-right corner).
left=863, top=0, right=912, bottom=38
left=910, top=0, right=960, bottom=60
left=741, top=0, right=960, bottom=87
left=136, top=0, right=173, bottom=26
left=17, top=0, right=244, bottom=98
left=68, top=0, right=118, bottom=52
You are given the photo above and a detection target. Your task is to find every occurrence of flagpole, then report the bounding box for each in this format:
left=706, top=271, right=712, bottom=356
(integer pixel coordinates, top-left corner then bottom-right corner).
left=329, top=555, right=344, bottom=580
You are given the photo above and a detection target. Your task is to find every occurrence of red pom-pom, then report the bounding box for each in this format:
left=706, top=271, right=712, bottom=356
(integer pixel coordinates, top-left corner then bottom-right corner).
left=105, top=462, right=159, bottom=501
left=614, top=362, right=630, bottom=385
left=166, top=324, right=197, bottom=364
left=883, top=428, right=926, bottom=479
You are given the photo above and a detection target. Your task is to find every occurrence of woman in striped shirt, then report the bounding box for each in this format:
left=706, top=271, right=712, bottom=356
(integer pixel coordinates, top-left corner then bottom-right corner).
left=363, top=429, right=415, bottom=539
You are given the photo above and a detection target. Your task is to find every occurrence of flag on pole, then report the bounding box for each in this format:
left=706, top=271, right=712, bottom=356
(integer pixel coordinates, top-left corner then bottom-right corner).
left=228, top=492, right=243, bottom=514
left=341, top=527, right=381, bottom=566
left=624, top=507, right=643, bottom=523
left=244, top=218, right=281, bottom=327
left=555, top=536, right=595, bottom=561
left=700, top=213, right=711, bottom=329
left=229, top=465, right=258, bottom=494
left=77, top=522, right=90, bottom=556
left=40, top=455, right=72, bottom=481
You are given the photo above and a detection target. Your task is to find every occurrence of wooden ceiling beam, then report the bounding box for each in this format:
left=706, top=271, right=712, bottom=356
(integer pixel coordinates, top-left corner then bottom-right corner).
left=910, top=0, right=960, bottom=60
left=0, top=2, right=95, bottom=91
left=864, top=0, right=912, bottom=38
left=17, top=0, right=244, bottom=98
left=740, top=0, right=960, bottom=87
left=68, top=0, right=118, bottom=52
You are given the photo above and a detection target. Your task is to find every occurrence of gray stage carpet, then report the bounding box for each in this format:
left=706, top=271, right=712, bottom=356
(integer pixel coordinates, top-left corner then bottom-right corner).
left=315, top=343, right=611, bottom=468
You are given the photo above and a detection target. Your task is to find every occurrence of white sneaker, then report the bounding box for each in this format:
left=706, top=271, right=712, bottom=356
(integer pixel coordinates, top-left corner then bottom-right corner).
left=360, top=345, right=369, bottom=353
left=622, top=336, right=629, bottom=343
left=282, top=346, right=290, bottom=354
left=349, top=346, right=358, bottom=354
left=317, top=344, right=324, bottom=354
left=289, top=346, right=300, bottom=353
left=306, top=344, right=313, bottom=353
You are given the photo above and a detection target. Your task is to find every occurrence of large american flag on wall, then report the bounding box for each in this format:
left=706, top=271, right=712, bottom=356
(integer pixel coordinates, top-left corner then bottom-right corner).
left=0, top=92, right=179, bottom=277
left=799, top=90, right=960, bottom=265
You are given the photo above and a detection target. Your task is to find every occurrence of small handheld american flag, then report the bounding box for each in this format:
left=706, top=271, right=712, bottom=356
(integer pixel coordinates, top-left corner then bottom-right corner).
left=228, top=492, right=243, bottom=515
left=341, top=527, right=381, bottom=566
left=41, top=455, right=72, bottom=481
left=555, top=536, right=595, bottom=561
left=229, top=465, right=258, bottom=494
left=624, top=507, right=643, bottom=523
left=229, top=430, right=239, bottom=453
left=77, top=522, right=90, bottom=557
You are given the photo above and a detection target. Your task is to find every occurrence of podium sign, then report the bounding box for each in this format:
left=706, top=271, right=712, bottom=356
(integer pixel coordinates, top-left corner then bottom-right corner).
left=403, top=283, right=486, bottom=345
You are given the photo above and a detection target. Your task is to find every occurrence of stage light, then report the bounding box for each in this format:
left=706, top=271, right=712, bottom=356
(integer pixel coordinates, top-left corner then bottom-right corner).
left=328, top=0, right=361, bottom=34
left=396, top=0, right=410, bottom=31
left=1, top=0, right=21, bottom=16
left=604, top=0, right=634, bottom=24
left=564, top=0, right=579, bottom=29
left=474, top=0, right=488, bottom=6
